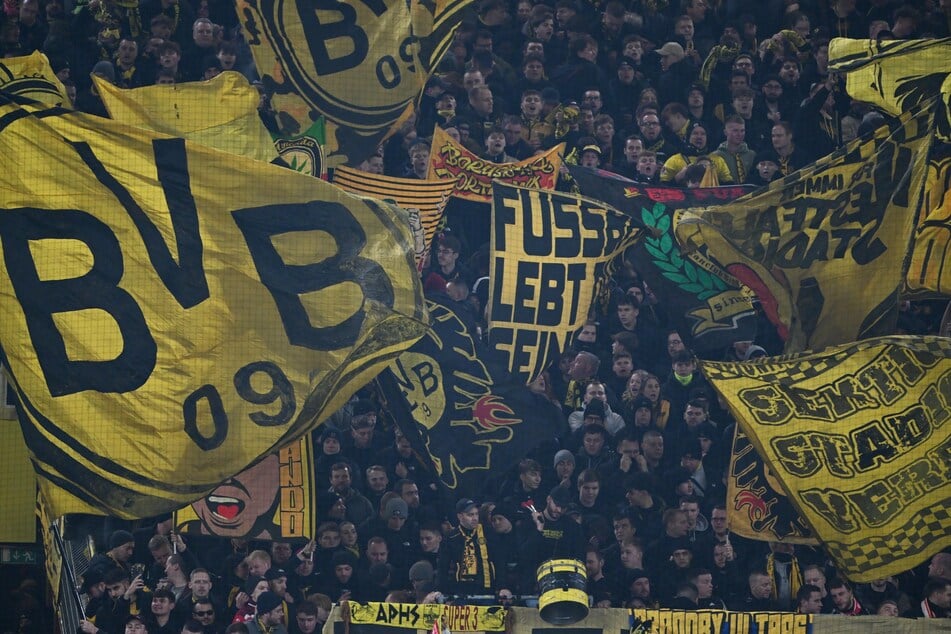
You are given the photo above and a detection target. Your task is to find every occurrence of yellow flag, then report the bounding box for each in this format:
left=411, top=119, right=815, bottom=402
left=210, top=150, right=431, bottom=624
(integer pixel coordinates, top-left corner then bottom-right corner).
left=676, top=103, right=934, bottom=352
left=0, top=51, right=71, bottom=107
left=332, top=166, right=454, bottom=271
left=828, top=37, right=951, bottom=141
left=702, top=336, right=951, bottom=581
left=237, top=0, right=472, bottom=167
left=0, top=100, right=427, bottom=519
left=0, top=416, right=36, bottom=542
left=93, top=71, right=278, bottom=163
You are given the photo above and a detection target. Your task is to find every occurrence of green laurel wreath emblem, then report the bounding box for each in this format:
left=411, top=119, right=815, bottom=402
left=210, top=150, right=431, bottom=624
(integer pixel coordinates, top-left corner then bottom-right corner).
left=641, top=202, right=727, bottom=301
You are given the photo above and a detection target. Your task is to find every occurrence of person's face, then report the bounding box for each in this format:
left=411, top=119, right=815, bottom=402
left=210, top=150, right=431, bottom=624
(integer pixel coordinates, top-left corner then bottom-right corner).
left=125, top=621, right=147, bottom=634
left=613, top=356, right=633, bottom=377
left=639, top=115, right=662, bottom=140
left=568, top=355, right=590, bottom=380
left=271, top=542, right=292, bottom=564
left=713, top=545, right=729, bottom=567
left=556, top=459, right=574, bottom=478
left=159, top=49, right=180, bottom=69
left=410, top=146, right=430, bottom=173
left=632, top=578, right=651, bottom=597
left=613, top=518, right=634, bottom=542
left=580, top=151, right=600, bottom=168
left=684, top=406, right=706, bottom=427
left=458, top=507, right=480, bottom=530
left=602, top=11, right=623, bottom=34
left=322, top=436, right=340, bottom=454
left=340, top=523, right=357, bottom=546
left=270, top=575, right=288, bottom=596
left=217, top=50, right=237, bottom=68
left=534, top=18, right=554, bottom=39
left=671, top=549, right=692, bottom=568
left=545, top=495, right=565, bottom=519
left=623, top=40, right=643, bottom=61
left=583, top=432, right=605, bottom=455
left=19, top=0, right=38, bottom=22
left=486, top=132, right=506, bottom=155
left=192, top=454, right=279, bottom=537
left=617, top=63, right=635, bottom=83
left=577, top=324, right=597, bottom=342
left=151, top=596, right=172, bottom=616
left=772, top=125, right=792, bottom=151
left=521, top=92, right=543, bottom=116
left=617, top=303, right=638, bottom=327
left=520, top=469, right=542, bottom=490
left=189, top=573, right=212, bottom=598
left=367, top=469, right=388, bottom=492
left=624, top=139, right=644, bottom=162
left=780, top=62, right=799, bottom=83
left=687, top=90, right=703, bottom=109
left=643, top=378, right=660, bottom=400
left=396, top=434, right=413, bottom=455
left=490, top=514, right=512, bottom=533
left=583, top=91, right=602, bottom=111
left=689, top=126, right=707, bottom=149
left=580, top=108, right=595, bottom=130
left=329, top=498, right=347, bottom=519
left=296, top=612, right=319, bottom=634
left=801, top=592, right=823, bottom=614
left=831, top=585, right=852, bottom=609
left=401, top=484, right=421, bottom=508
left=472, top=89, right=494, bottom=116
left=673, top=360, right=695, bottom=377
left=516, top=0, right=532, bottom=21
left=794, top=16, right=810, bottom=39
left=876, top=602, right=899, bottom=617
left=696, top=574, right=714, bottom=598
left=525, top=41, right=544, bottom=56
left=596, top=122, right=614, bottom=144
left=420, top=529, right=442, bottom=552
left=436, top=94, right=456, bottom=113
left=752, top=575, right=774, bottom=599
left=579, top=481, right=600, bottom=505
left=193, top=603, right=215, bottom=625
left=118, top=39, right=138, bottom=65
left=803, top=569, right=826, bottom=592
left=680, top=503, right=699, bottom=528
left=757, top=160, right=779, bottom=181
left=331, top=467, right=352, bottom=494
left=627, top=373, right=644, bottom=394
left=193, top=20, right=214, bottom=46
left=319, top=530, right=341, bottom=549
left=473, top=35, right=492, bottom=54
left=556, top=5, right=575, bottom=26
left=529, top=372, right=548, bottom=395
left=579, top=42, right=598, bottom=62
left=710, top=508, right=728, bottom=534
left=931, top=586, right=951, bottom=609
left=463, top=71, right=484, bottom=91
left=335, top=564, right=353, bottom=582
left=668, top=512, right=689, bottom=537
left=584, top=383, right=607, bottom=404
left=367, top=543, right=388, bottom=564
left=733, top=95, right=754, bottom=117
left=251, top=579, right=269, bottom=599
left=641, top=436, right=663, bottom=461
left=734, top=56, right=754, bottom=76
left=585, top=551, right=603, bottom=576
left=675, top=18, right=694, bottom=38
left=637, top=154, right=657, bottom=176
left=264, top=605, right=285, bottom=626
left=725, top=122, right=745, bottom=146
left=762, top=79, right=782, bottom=101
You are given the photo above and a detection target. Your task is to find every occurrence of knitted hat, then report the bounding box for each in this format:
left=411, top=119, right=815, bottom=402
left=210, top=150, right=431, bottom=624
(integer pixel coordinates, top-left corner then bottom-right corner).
left=385, top=497, right=409, bottom=519
left=108, top=530, right=135, bottom=550
left=332, top=551, right=358, bottom=568
left=244, top=575, right=266, bottom=594
left=554, top=449, right=575, bottom=467
left=256, top=591, right=282, bottom=616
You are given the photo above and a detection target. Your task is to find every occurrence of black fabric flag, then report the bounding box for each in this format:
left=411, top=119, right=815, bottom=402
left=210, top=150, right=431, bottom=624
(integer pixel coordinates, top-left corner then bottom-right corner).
left=569, top=166, right=758, bottom=354
left=379, top=295, right=563, bottom=496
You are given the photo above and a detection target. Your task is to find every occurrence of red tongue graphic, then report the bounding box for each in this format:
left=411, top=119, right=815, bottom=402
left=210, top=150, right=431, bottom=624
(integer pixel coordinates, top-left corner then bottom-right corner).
left=217, top=505, right=240, bottom=520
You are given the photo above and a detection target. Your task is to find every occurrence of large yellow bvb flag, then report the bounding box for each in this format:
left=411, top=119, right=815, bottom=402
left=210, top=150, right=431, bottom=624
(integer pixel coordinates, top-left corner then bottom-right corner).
left=0, top=100, right=427, bottom=519
left=702, top=336, right=951, bottom=582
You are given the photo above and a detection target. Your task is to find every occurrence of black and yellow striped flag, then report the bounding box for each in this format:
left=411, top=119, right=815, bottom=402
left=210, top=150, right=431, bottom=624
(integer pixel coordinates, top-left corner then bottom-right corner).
left=333, top=166, right=455, bottom=271
left=0, top=99, right=426, bottom=519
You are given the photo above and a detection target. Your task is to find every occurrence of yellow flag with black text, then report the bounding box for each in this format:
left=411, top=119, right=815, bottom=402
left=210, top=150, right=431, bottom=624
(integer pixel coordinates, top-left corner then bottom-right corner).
left=489, top=183, right=645, bottom=383
left=0, top=99, right=427, bottom=519
left=702, top=336, right=951, bottom=581
left=93, top=72, right=279, bottom=163
left=676, top=103, right=934, bottom=353
left=0, top=51, right=71, bottom=107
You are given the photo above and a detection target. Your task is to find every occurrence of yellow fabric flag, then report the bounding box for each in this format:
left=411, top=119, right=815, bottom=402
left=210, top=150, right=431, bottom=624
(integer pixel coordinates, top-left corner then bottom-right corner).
left=332, top=166, right=455, bottom=271
left=828, top=37, right=951, bottom=142
left=0, top=99, right=427, bottom=519
left=676, top=103, right=934, bottom=353
left=93, top=71, right=278, bottom=163
left=236, top=0, right=472, bottom=167
left=702, top=336, right=951, bottom=581
left=0, top=51, right=71, bottom=107
left=0, top=416, right=36, bottom=543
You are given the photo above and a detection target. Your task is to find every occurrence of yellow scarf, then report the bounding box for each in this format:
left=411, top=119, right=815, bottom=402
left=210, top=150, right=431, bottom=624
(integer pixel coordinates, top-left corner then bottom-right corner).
left=766, top=553, right=802, bottom=602
left=458, top=524, right=493, bottom=589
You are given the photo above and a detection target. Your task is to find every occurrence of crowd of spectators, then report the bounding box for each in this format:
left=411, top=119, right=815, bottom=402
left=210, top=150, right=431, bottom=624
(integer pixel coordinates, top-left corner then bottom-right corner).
left=2, top=0, right=950, bottom=631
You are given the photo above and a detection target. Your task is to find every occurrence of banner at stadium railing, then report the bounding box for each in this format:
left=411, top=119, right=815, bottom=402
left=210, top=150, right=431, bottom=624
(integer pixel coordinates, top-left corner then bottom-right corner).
left=0, top=51, right=71, bottom=107
left=676, top=103, right=934, bottom=353
left=236, top=0, right=471, bottom=168
left=703, top=336, right=951, bottom=581
left=0, top=98, right=427, bottom=519
left=275, top=118, right=326, bottom=178
left=325, top=604, right=939, bottom=634
left=727, top=425, right=817, bottom=544
left=378, top=294, right=561, bottom=496
left=489, top=183, right=644, bottom=383
left=905, top=152, right=951, bottom=297
left=570, top=166, right=758, bottom=355
left=333, top=166, right=454, bottom=272
left=828, top=37, right=951, bottom=142
left=347, top=602, right=506, bottom=631
left=93, top=72, right=279, bottom=163
left=428, top=127, right=564, bottom=202
left=172, top=435, right=316, bottom=540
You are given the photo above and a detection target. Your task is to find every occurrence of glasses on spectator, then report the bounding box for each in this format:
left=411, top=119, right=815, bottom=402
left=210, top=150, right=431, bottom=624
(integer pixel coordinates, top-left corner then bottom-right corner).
left=193, top=610, right=214, bottom=616
left=641, top=120, right=660, bottom=127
